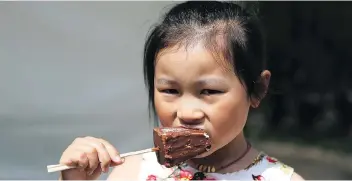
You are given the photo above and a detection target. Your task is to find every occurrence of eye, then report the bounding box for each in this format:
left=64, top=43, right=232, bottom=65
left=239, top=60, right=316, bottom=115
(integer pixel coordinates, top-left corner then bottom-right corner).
left=161, top=89, right=179, bottom=95
left=201, top=89, right=223, bottom=95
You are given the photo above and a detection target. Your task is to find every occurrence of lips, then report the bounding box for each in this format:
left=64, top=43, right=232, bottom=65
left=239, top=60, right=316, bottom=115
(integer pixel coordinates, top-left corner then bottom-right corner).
left=179, top=125, right=205, bottom=130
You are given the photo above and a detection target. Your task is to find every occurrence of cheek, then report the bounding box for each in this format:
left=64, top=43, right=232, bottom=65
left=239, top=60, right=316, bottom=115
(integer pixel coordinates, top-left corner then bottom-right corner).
left=154, top=91, right=175, bottom=127
left=207, top=90, right=250, bottom=146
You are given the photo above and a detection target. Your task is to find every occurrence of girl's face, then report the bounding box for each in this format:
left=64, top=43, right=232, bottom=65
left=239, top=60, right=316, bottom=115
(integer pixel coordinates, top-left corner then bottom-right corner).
left=154, top=43, right=251, bottom=157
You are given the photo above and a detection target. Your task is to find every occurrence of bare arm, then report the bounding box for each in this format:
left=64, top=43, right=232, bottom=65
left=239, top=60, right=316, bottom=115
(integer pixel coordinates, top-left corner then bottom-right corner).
left=107, top=155, right=143, bottom=181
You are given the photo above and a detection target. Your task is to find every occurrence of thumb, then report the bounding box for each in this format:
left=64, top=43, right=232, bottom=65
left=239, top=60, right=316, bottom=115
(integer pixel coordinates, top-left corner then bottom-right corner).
left=110, top=157, right=125, bottom=167
left=111, top=155, right=124, bottom=164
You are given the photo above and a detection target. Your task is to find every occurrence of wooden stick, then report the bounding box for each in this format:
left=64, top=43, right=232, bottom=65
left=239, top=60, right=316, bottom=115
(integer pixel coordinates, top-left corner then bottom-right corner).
left=47, top=147, right=158, bottom=173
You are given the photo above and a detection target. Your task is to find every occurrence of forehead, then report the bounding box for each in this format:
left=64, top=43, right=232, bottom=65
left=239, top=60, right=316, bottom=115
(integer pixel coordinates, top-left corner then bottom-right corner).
left=155, top=43, right=233, bottom=75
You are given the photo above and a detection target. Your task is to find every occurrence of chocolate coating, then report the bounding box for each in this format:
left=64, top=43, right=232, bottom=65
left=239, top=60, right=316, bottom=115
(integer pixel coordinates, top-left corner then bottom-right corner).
left=153, top=127, right=211, bottom=168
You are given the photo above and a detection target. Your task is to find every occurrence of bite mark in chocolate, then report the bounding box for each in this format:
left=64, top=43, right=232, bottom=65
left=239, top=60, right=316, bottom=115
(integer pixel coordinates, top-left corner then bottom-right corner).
left=153, top=126, right=211, bottom=168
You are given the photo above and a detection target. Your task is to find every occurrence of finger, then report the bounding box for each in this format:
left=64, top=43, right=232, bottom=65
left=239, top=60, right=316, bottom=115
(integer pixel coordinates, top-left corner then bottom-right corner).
left=60, top=148, right=89, bottom=171
left=59, top=157, right=76, bottom=169
left=75, top=151, right=89, bottom=170
left=97, top=138, right=123, bottom=164
left=59, top=146, right=79, bottom=166
left=59, top=151, right=75, bottom=166
left=84, top=137, right=111, bottom=173
left=109, top=157, right=125, bottom=167
left=60, top=137, right=87, bottom=167
left=78, top=144, right=100, bottom=174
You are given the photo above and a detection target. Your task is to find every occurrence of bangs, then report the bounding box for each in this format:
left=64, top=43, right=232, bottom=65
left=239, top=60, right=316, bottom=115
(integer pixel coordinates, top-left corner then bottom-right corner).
left=156, top=20, right=248, bottom=74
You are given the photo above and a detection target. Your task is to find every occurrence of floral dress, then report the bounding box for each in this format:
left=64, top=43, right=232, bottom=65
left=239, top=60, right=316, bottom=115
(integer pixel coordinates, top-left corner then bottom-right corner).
left=139, top=152, right=294, bottom=181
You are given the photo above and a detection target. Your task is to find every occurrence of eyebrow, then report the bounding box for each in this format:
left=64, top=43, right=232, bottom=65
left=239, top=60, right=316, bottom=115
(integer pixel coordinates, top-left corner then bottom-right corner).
left=155, top=77, right=227, bottom=86
left=196, top=78, right=227, bottom=86
left=156, top=78, right=177, bottom=85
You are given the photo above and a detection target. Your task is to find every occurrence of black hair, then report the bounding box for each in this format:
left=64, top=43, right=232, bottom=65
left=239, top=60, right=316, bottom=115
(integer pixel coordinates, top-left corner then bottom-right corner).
left=143, top=1, right=267, bottom=123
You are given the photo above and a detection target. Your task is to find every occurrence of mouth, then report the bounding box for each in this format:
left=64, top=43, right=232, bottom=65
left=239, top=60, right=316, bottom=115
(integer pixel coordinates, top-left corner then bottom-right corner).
left=179, top=125, right=205, bottom=130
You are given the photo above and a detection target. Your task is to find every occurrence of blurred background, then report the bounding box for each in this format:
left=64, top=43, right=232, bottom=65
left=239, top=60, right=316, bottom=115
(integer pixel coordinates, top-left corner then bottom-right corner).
left=0, top=1, right=351, bottom=180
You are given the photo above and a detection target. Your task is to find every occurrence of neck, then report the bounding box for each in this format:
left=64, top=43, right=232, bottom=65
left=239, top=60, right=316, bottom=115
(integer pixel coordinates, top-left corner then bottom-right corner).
left=187, top=132, right=249, bottom=170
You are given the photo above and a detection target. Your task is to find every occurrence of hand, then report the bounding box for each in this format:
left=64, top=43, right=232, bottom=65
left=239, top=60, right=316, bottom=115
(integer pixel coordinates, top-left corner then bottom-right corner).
left=59, top=136, right=124, bottom=180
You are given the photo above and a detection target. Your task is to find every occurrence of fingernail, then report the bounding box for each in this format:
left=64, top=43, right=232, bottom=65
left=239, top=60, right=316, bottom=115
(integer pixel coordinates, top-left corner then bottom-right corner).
left=112, top=156, right=121, bottom=163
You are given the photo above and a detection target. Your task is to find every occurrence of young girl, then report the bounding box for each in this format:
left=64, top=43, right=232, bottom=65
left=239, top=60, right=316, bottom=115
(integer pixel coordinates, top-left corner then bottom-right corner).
left=59, top=1, right=304, bottom=181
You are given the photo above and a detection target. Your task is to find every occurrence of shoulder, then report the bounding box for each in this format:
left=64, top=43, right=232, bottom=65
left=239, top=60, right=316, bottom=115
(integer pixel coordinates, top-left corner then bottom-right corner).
left=261, top=154, right=304, bottom=181
left=290, top=172, right=305, bottom=181
left=255, top=153, right=296, bottom=181
left=107, top=154, right=143, bottom=181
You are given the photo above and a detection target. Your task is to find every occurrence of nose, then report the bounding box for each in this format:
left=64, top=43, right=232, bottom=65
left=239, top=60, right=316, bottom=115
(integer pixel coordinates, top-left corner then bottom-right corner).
left=177, top=109, right=205, bottom=125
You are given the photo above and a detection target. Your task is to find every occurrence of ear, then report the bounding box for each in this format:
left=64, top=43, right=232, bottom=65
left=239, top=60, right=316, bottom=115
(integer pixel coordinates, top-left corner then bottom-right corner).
left=250, top=70, right=271, bottom=108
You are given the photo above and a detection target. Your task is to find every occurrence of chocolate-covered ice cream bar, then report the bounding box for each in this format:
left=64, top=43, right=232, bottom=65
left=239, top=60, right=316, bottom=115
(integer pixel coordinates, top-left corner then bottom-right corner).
left=153, top=126, right=211, bottom=168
